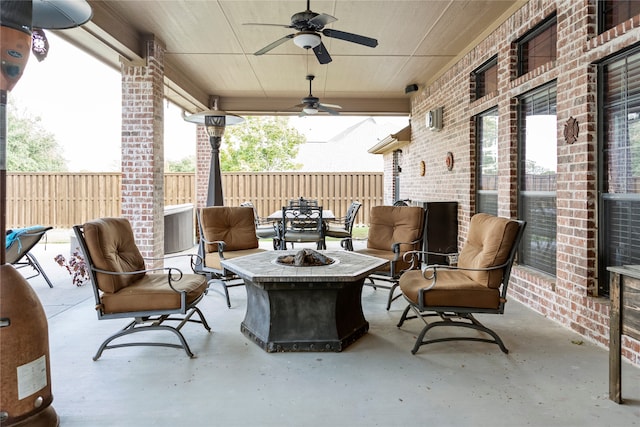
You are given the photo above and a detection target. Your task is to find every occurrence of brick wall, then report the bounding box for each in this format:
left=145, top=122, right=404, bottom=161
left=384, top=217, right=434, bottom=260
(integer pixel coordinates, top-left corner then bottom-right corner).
left=394, top=0, right=640, bottom=365
left=121, top=36, right=166, bottom=265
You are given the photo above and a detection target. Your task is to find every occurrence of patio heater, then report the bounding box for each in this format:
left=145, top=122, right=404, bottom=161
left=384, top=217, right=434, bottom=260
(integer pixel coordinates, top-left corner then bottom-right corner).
left=183, top=97, right=244, bottom=206
left=0, top=1, right=92, bottom=426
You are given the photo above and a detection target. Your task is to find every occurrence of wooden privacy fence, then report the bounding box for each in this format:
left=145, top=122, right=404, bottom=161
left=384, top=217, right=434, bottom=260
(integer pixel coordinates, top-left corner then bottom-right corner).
left=6, top=172, right=383, bottom=229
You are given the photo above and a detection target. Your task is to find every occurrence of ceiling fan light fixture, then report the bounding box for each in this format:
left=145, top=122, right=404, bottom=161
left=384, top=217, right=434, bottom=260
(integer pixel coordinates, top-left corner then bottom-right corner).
left=293, top=32, right=321, bottom=49
left=303, top=106, right=318, bottom=115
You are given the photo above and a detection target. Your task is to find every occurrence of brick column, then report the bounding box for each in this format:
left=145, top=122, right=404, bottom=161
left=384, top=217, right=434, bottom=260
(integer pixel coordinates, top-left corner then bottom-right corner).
left=195, top=125, right=210, bottom=210
left=120, top=36, right=165, bottom=264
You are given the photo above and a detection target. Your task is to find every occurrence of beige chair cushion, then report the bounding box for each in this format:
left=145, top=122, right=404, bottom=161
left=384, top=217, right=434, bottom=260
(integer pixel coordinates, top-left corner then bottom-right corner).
left=457, top=213, right=520, bottom=288
left=83, top=217, right=146, bottom=293
left=200, top=206, right=260, bottom=253
left=358, top=206, right=424, bottom=273
left=400, top=269, right=500, bottom=309
left=366, top=206, right=424, bottom=252
left=101, top=273, right=207, bottom=314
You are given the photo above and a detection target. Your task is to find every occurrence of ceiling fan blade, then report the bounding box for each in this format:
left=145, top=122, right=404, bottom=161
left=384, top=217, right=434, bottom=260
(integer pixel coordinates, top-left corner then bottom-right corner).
left=308, top=13, right=337, bottom=28
left=318, top=104, right=340, bottom=115
left=243, top=22, right=292, bottom=28
left=312, top=42, right=332, bottom=64
left=254, top=34, right=295, bottom=55
left=322, top=28, right=378, bottom=48
left=319, top=102, right=342, bottom=109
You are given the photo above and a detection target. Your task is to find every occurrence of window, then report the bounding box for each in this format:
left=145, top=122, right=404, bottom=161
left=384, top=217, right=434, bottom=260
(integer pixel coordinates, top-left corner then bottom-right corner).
left=517, top=83, right=557, bottom=275
left=473, top=56, right=498, bottom=99
left=517, top=14, right=557, bottom=77
left=476, top=107, right=499, bottom=215
left=599, top=0, right=640, bottom=33
left=598, top=47, right=640, bottom=296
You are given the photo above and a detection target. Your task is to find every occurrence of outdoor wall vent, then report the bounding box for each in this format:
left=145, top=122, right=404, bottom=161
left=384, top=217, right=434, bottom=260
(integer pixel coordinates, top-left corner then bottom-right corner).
left=427, top=107, right=443, bottom=131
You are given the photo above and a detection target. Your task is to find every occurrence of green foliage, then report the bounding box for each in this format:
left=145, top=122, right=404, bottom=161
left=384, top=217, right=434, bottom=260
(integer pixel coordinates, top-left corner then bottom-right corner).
left=167, top=156, right=196, bottom=172
left=220, top=116, right=305, bottom=171
left=7, top=100, right=67, bottom=172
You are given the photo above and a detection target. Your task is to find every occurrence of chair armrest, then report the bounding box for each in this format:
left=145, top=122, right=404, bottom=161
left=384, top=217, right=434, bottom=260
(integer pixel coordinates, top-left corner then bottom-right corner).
left=390, top=237, right=424, bottom=261
left=256, top=217, right=278, bottom=225
left=90, top=266, right=186, bottom=293
left=325, top=216, right=347, bottom=224
left=416, top=260, right=513, bottom=304
left=198, top=235, right=227, bottom=256
left=402, top=250, right=459, bottom=267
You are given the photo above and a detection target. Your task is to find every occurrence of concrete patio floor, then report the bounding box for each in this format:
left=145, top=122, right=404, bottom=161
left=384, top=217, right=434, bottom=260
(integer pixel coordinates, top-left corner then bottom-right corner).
left=12, top=230, right=640, bottom=426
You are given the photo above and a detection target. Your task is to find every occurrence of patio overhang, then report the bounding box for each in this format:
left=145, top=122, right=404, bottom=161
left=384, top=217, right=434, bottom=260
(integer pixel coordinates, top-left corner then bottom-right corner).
left=368, top=125, right=411, bottom=155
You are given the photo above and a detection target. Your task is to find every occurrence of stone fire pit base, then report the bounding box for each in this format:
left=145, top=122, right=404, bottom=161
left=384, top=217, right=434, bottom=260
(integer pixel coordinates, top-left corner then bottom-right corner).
left=220, top=250, right=388, bottom=352
left=241, top=278, right=368, bottom=352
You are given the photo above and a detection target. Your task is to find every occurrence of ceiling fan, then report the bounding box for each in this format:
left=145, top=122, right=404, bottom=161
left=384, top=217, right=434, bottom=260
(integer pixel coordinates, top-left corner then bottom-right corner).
left=296, top=75, right=342, bottom=115
left=245, top=0, right=378, bottom=64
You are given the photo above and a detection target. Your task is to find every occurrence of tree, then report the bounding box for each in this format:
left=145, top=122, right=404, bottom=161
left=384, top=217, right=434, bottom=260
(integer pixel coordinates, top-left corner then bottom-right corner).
left=220, top=116, right=305, bottom=171
left=167, top=156, right=196, bottom=172
left=7, top=100, right=67, bottom=171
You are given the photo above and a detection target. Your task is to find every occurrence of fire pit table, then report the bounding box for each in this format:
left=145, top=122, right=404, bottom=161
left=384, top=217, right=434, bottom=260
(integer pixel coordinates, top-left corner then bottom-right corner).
left=221, top=250, right=387, bottom=352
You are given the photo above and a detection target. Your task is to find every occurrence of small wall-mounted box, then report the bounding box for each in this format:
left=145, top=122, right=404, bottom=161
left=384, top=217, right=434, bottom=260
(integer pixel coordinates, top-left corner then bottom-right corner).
left=426, top=107, right=443, bottom=131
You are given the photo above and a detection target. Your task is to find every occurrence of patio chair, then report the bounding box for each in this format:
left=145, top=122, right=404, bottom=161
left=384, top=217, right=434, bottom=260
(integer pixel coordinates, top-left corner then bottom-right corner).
left=196, top=206, right=266, bottom=308
left=239, top=201, right=279, bottom=248
left=346, top=205, right=426, bottom=310
left=279, top=204, right=325, bottom=250
left=325, top=201, right=361, bottom=251
left=73, top=217, right=210, bottom=360
left=397, top=213, right=526, bottom=354
left=6, top=225, right=54, bottom=288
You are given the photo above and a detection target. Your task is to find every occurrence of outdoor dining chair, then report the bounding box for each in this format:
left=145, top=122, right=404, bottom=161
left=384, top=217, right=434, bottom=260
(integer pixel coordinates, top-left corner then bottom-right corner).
left=239, top=201, right=279, bottom=248
left=325, top=201, right=361, bottom=250
left=279, top=204, right=325, bottom=250
left=5, top=225, right=55, bottom=288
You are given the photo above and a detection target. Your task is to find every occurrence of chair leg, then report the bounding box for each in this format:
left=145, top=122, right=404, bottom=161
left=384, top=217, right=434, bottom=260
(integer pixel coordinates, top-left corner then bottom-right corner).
left=93, top=317, right=196, bottom=361
left=407, top=312, right=509, bottom=355
left=386, top=282, right=401, bottom=311
left=26, top=253, right=54, bottom=288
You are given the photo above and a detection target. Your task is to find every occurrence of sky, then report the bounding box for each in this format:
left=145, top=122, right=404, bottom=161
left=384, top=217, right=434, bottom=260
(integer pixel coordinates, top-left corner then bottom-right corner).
left=10, top=32, right=407, bottom=172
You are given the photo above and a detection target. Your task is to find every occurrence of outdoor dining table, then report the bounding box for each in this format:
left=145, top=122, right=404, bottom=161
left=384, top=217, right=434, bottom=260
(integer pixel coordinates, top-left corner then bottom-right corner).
left=266, top=209, right=335, bottom=221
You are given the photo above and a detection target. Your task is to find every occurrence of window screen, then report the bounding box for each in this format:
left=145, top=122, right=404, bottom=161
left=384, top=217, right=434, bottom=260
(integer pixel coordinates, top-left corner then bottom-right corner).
left=476, top=107, right=498, bottom=215
left=599, top=48, right=640, bottom=296
left=518, top=83, right=557, bottom=275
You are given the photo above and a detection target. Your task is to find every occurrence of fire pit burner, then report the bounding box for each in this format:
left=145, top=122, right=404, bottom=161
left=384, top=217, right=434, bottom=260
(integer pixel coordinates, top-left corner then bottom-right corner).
left=276, top=249, right=334, bottom=267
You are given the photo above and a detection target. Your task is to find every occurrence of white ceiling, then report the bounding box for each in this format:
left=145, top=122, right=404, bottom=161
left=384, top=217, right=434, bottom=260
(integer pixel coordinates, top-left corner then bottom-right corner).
left=56, top=0, right=525, bottom=116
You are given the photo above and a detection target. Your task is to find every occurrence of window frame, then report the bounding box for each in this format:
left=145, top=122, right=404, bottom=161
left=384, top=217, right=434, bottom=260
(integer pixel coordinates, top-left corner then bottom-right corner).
left=516, top=13, right=557, bottom=77
left=598, top=0, right=640, bottom=34
left=472, top=56, right=498, bottom=100
left=475, top=107, right=499, bottom=215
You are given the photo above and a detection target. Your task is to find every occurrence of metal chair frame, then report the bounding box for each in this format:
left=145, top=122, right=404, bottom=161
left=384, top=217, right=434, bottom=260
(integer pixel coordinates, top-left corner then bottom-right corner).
left=73, top=223, right=211, bottom=360
left=397, top=219, right=526, bottom=354
left=326, top=201, right=362, bottom=251
left=279, top=204, right=325, bottom=250
left=195, top=207, right=265, bottom=308
left=6, top=226, right=54, bottom=288
left=345, top=208, right=427, bottom=310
